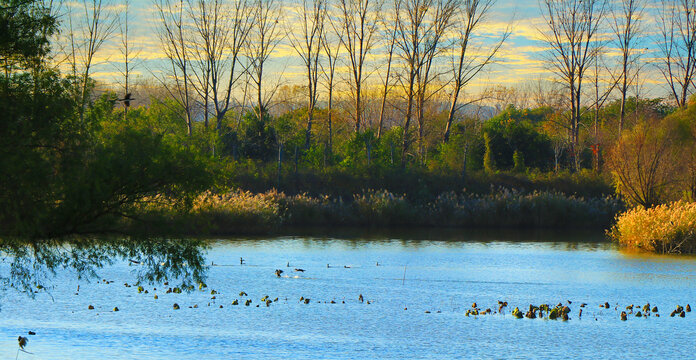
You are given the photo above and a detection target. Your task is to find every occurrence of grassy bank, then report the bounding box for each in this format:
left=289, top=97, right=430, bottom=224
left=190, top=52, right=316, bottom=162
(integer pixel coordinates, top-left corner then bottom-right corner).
left=609, top=201, right=696, bottom=254
left=132, top=189, right=623, bottom=236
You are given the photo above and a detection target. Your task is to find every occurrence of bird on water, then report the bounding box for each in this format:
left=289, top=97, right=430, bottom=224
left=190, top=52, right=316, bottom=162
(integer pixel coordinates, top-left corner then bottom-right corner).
left=16, top=336, right=33, bottom=359
left=17, top=336, right=27, bottom=350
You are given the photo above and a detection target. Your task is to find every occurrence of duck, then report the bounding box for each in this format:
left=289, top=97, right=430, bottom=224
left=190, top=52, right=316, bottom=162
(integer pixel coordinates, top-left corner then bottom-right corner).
left=18, top=336, right=28, bottom=349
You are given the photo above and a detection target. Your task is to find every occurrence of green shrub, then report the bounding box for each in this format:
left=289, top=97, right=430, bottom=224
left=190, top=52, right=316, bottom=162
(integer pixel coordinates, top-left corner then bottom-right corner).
left=483, top=132, right=496, bottom=174
left=513, top=150, right=525, bottom=173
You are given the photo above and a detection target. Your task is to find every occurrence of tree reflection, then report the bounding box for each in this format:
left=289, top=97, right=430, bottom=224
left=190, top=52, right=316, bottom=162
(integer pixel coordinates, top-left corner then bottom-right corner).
left=0, top=237, right=208, bottom=296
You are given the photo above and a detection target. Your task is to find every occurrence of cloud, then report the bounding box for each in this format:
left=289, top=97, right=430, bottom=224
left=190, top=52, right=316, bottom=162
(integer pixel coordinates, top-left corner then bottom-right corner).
left=51, top=0, right=677, bottom=99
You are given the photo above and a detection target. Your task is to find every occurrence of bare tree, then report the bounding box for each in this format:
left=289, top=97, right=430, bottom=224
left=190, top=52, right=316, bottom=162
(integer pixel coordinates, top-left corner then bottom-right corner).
left=320, top=14, right=344, bottom=155
left=187, top=0, right=214, bottom=128
left=657, top=0, right=696, bottom=108
left=117, top=0, right=140, bottom=121
left=154, top=0, right=194, bottom=135
left=394, top=0, right=457, bottom=164
left=377, top=8, right=399, bottom=139
left=247, top=0, right=283, bottom=120
left=539, top=0, right=606, bottom=170
left=443, top=0, right=509, bottom=143
left=218, top=0, right=253, bottom=132
left=287, top=0, right=326, bottom=149
left=414, top=0, right=457, bottom=161
left=610, top=0, right=644, bottom=135
left=589, top=49, right=618, bottom=171
left=187, top=0, right=252, bottom=133
left=335, top=0, right=383, bottom=133
left=67, top=0, right=117, bottom=122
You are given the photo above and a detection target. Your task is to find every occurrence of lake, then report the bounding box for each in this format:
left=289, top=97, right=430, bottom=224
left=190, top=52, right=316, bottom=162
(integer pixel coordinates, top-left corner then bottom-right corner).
left=1, top=229, right=696, bottom=359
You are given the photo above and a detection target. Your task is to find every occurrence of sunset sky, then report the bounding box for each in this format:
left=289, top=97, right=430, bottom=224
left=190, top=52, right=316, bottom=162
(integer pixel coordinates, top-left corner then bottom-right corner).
left=67, top=0, right=668, bottom=103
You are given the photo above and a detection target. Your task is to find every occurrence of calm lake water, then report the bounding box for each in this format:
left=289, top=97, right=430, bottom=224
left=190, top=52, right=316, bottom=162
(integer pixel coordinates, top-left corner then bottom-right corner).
left=2, top=229, right=696, bottom=359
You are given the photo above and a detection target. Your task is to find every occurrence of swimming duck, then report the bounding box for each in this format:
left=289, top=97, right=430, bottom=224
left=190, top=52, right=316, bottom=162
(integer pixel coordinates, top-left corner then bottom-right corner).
left=18, top=336, right=28, bottom=349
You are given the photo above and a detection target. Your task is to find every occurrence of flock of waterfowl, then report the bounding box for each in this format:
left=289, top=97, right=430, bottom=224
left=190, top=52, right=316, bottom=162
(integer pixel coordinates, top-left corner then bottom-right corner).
left=13, top=258, right=696, bottom=355
left=76, top=268, right=377, bottom=314
left=68, top=264, right=696, bottom=325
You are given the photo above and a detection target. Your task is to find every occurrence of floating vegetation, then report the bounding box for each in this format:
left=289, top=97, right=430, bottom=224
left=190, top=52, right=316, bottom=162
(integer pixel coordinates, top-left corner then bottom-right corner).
left=68, top=274, right=696, bottom=326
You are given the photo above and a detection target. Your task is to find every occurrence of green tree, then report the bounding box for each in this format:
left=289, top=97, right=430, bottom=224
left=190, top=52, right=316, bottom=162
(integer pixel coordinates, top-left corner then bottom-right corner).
left=513, top=150, right=525, bottom=173
left=481, top=106, right=554, bottom=171
left=483, top=132, right=496, bottom=174
left=0, top=1, right=214, bottom=237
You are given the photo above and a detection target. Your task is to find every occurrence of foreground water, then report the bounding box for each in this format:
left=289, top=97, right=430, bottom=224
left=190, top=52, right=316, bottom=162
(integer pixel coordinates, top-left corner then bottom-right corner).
left=2, top=229, right=696, bottom=359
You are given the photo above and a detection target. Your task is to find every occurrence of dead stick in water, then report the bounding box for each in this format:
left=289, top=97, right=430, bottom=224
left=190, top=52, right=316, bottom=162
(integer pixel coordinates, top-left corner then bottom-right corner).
left=16, top=348, right=33, bottom=360
left=402, top=265, right=407, bottom=285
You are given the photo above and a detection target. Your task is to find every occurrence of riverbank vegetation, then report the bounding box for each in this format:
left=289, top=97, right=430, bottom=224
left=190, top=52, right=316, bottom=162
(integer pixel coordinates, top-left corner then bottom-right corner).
left=129, top=189, right=622, bottom=235
left=3, top=0, right=696, bottom=247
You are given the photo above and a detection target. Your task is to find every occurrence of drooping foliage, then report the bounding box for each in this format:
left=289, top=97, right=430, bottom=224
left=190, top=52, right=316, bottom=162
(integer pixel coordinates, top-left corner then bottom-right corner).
left=0, top=0, right=213, bottom=237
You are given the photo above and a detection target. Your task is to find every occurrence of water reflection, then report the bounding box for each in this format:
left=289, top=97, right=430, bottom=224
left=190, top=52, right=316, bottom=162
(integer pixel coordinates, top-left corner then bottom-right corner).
left=0, top=237, right=208, bottom=295
left=223, top=227, right=612, bottom=252
left=278, top=226, right=608, bottom=243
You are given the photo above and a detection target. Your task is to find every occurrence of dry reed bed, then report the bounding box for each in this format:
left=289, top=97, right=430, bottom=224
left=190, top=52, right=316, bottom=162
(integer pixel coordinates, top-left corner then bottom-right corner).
left=609, top=201, right=696, bottom=254
left=140, top=189, right=622, bottom=235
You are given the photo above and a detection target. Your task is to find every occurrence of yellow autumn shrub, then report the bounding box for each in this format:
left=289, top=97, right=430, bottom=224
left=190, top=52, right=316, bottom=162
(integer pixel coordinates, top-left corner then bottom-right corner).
left=609, top=201, right=696, bottom=254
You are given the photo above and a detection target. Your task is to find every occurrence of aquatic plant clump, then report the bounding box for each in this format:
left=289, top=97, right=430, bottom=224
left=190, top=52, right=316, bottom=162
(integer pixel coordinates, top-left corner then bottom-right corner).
left=609, top=201, right=696, bottom=254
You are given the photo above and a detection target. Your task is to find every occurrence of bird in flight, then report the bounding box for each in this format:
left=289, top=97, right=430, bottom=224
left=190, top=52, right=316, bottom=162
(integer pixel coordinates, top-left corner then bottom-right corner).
left=120, top=93, right=134, bottom=107
left=112, top=93, right=135, bottom=108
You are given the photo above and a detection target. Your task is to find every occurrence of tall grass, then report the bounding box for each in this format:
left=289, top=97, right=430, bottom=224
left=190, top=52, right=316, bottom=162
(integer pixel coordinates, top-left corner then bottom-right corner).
left=430, top=189, right=622, bottom=228
left=609, top=201, right=696, bottom=254
left=136, top=189, right=622, bottom=235
left=222, top=162, right=615, bottom=201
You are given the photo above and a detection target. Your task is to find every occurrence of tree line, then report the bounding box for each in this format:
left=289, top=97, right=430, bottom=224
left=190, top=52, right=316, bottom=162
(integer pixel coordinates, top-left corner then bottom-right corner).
left=3, top=0, right=696, bottom=238
left=49, top=0, right=696, bottom=165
